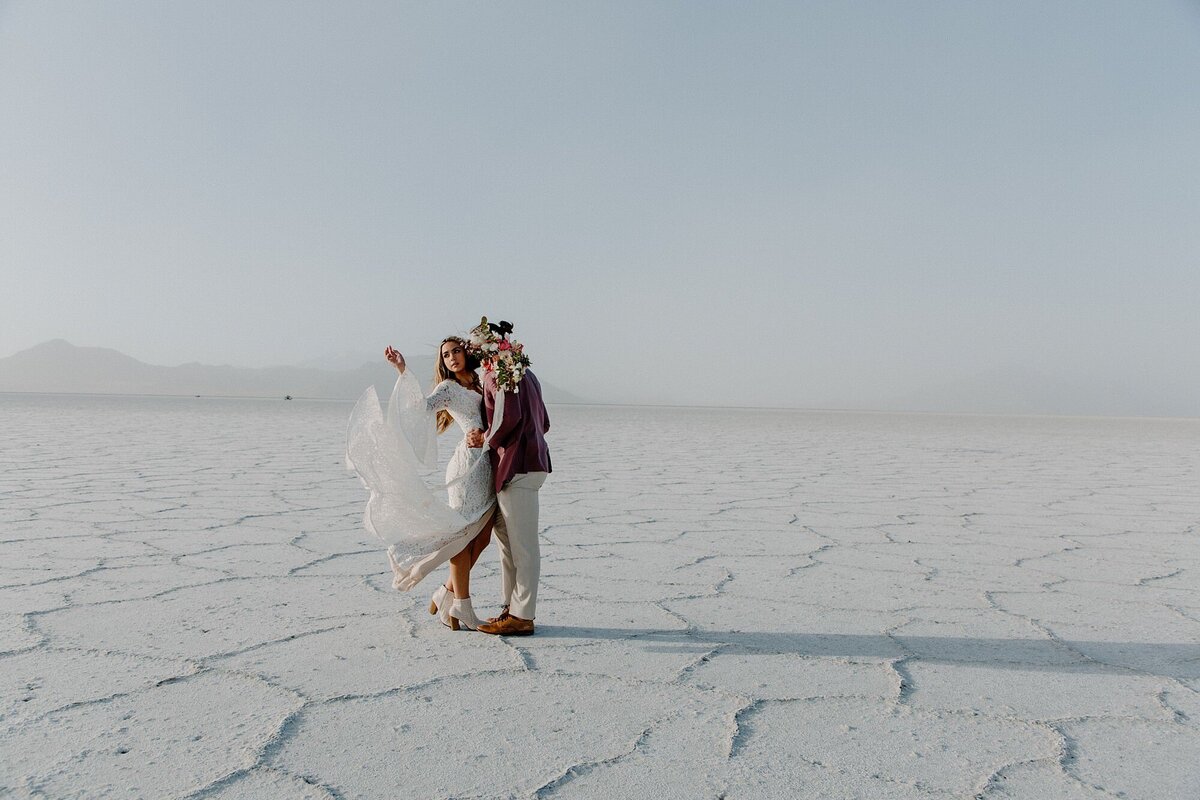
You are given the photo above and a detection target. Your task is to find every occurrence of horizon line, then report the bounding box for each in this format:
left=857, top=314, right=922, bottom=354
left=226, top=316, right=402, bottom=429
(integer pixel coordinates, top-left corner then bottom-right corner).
left=2, top=390, right=1196, bottom=423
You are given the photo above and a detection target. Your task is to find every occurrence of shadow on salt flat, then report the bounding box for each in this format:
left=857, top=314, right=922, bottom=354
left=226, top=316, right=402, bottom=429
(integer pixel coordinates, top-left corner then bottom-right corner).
left=530, top=626, right=1200, bottom=675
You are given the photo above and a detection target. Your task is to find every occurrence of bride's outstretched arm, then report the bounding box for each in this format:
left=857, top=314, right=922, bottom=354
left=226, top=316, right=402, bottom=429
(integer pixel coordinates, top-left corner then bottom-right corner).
left=384, top=356, right=440, bottom=469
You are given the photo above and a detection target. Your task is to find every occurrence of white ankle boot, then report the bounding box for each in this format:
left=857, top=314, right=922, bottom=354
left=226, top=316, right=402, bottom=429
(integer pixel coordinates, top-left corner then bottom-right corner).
left=445, top=597, right=482, bottom=631
left=429, top=584, right=449, bottom=616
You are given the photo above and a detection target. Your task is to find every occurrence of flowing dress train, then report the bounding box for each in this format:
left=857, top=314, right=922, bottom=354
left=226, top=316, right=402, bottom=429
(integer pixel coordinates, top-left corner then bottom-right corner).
left=346, top=373, right=496, bottom=590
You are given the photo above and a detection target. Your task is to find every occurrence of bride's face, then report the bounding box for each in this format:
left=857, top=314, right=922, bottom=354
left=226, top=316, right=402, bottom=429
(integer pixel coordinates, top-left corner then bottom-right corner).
left=441, top=341, right=468, bottom=374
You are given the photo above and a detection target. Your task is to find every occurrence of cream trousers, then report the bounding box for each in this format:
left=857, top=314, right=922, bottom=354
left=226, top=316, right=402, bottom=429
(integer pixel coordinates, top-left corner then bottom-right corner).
left=493, top=471, right=547, bottom=620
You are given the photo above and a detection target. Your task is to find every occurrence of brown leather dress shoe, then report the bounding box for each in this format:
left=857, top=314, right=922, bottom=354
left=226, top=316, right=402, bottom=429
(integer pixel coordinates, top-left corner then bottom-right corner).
left=477, top=614, right=534, bottom=636
left=485, top=605, right=511, bottom=625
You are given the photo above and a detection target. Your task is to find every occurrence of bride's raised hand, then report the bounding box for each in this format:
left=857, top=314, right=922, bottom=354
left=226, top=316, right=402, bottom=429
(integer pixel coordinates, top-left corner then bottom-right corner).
left=385, top=346, right=406, bottom=373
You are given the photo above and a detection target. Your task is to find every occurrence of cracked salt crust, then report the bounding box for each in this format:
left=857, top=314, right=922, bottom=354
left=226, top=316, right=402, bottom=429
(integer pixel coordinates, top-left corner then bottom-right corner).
left=1, top=395, right=1199, bottom=798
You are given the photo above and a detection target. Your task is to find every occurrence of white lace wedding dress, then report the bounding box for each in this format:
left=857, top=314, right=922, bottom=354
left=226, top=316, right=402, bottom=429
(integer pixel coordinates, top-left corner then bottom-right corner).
left=346, top=373, right=496, bottom=590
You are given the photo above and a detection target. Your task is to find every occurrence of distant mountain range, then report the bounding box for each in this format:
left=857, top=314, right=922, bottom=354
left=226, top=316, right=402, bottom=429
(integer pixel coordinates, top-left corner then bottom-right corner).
left=2, top=341, right=1193, bottom=417
left=0, top=340, right=586, bottom=403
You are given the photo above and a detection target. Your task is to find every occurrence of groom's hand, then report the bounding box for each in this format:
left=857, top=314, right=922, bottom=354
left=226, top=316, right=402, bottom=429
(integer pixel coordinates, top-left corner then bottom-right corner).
left=466, top=429, right=485, bottom=448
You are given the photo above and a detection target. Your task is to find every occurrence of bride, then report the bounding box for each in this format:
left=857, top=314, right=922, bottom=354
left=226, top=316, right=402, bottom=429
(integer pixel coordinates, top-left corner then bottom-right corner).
left=345, top=336, right=496, bottom=630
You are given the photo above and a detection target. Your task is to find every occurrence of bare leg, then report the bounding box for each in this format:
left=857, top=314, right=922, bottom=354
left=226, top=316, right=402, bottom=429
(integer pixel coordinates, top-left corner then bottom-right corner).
left=467, top=507, right=497, bottom=568
left=448, top=509, right=497, bottom=599
left=448, top=548, right=471, bottom=599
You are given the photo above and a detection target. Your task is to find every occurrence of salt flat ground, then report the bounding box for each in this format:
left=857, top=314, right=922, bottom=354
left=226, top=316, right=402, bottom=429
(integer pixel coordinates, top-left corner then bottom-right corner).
left=1, top=394, right=1199, bottom=800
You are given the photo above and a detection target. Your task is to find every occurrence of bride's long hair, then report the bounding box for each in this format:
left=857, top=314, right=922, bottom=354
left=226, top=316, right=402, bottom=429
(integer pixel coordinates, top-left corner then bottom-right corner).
left=433, top=336, right=481, bottom=434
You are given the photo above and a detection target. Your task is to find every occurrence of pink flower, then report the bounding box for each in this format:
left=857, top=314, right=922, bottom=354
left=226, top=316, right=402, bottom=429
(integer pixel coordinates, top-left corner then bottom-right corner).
left=498, top=340, right=512, bottom=351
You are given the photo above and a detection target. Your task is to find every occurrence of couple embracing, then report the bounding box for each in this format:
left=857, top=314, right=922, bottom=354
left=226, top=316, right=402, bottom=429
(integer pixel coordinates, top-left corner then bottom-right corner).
left=346, top=318, right=551, bottom=636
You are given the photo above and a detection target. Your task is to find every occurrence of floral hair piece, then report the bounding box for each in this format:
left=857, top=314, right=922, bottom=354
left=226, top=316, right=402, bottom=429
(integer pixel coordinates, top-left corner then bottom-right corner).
left=467, top=316, right=531, bottom=392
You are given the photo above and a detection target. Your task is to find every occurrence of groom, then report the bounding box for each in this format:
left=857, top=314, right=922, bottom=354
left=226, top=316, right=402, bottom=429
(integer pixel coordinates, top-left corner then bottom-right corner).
left=466, top=336, right=552, bottom=636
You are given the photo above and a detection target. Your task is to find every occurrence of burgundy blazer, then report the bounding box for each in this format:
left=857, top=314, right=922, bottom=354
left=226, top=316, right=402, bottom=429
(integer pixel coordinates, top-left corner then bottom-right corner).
left=482, top=369, right=552, bottom=492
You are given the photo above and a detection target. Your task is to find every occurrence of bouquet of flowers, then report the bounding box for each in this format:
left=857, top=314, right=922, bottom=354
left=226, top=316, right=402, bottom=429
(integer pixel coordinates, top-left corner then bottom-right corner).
left=467, top=317, right=531, bottom=392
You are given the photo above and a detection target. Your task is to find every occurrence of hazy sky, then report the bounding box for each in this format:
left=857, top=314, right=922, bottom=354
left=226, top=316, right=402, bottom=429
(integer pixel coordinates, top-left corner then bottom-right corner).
left=2, top=1, right=1198, bottom=409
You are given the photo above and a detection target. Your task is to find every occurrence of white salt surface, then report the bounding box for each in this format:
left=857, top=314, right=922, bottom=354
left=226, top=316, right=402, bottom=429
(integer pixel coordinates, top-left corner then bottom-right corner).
left=2, top=394, right=1199, bottom=799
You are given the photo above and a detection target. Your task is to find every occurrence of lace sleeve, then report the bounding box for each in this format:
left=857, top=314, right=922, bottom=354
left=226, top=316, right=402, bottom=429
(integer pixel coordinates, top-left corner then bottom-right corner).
left=425, top=380, right=456, bottom=414
left=385, top=372, right=438, bottom=470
